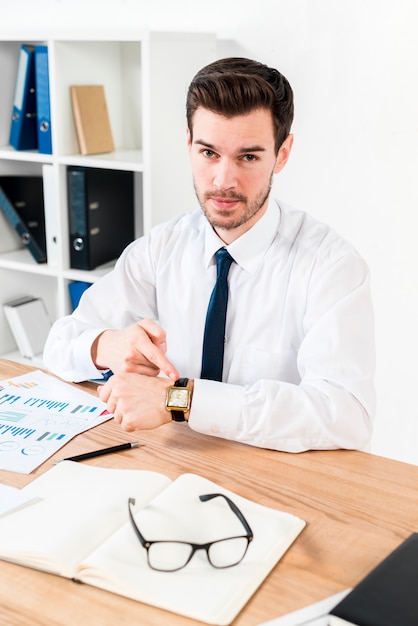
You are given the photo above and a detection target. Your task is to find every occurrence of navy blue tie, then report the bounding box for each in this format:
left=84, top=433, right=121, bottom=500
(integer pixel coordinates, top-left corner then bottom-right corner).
left=201, top=248, right=234, bottom=381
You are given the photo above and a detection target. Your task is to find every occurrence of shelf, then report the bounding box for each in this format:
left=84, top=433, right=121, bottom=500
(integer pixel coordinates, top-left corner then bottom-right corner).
left=0, top=147, right=143, bottom=170
left=57, top=149, right=143, bottom=171
left=0, top=30, right=217, bottom=358
left=0, top=248, right=114, bottom=282
left=1, top=350, right=45, bottom=369
left=0, top=146, right=54, bottom=163
left=62, top=263, right=114, bottom=283
left=0, top=248, right=58, bottom=276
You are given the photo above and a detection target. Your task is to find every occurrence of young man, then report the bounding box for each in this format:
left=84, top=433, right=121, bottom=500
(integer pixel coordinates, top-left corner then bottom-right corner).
left=43, top=57, right=375, bottom=452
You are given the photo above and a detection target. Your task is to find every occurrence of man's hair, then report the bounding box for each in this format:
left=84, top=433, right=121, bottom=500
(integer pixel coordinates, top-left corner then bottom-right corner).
left=186, top=57, right=294, bottom=153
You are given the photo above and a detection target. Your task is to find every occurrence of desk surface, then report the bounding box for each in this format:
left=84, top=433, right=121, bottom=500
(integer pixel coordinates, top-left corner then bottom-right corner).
left=0, top=359, right=417, bottom=626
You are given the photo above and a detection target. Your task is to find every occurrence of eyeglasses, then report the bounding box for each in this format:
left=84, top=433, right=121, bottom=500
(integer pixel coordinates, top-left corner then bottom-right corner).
left=128, top=492, right=254, bottom=572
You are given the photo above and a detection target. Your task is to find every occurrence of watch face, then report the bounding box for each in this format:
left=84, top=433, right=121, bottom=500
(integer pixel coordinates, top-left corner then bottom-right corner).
left=168, top=388, right=189, bottom=409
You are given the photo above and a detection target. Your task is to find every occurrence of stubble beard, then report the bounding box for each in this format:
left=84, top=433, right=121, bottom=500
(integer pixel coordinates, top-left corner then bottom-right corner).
left=194, top=180, right=272, bottom=231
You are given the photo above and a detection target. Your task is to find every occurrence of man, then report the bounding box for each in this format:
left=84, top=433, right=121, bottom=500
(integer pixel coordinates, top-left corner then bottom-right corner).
left=43, top=57, right=375, bottom=452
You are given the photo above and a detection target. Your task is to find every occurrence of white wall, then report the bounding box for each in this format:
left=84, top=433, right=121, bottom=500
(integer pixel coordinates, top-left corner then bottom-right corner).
left=3, top=0, right=418, bottom=465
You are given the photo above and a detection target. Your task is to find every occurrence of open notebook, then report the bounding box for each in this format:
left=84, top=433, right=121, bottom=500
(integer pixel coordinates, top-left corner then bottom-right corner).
left=0, top=462, right=305, bottom=625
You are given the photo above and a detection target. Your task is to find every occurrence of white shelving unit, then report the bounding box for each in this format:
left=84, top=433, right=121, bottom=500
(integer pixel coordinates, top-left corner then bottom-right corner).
left=0, top=30, right=216, bottom=362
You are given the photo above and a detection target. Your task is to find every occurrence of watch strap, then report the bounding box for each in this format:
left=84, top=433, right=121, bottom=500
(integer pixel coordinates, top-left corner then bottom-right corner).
left=175, top=378, right=189, bottom=387
left=171, top=378, right=189, bottom=422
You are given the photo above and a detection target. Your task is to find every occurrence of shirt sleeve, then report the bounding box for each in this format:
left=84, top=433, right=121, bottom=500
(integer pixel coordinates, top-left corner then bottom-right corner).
left=188, top=251, right=376, bottom=453
left=43, top=238, right=157, bottom=382
left=43, top=318, right=108, bottom=382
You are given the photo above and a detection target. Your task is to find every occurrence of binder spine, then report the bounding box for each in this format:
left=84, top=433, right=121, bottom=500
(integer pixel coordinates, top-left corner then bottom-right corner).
left=35, top=45, right=52, bottom=154
left=68, top=168, right=89, bottom=270
left=0, top=185, right=46, bottom=263
left=9, top=44, right=38, bottom=151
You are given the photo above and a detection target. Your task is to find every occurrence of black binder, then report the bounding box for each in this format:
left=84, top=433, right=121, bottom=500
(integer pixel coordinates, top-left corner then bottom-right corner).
left=67, top=167, right=135, bottom=270
left=0, top=176, right=46, bottom=261
left=329, top=533, right=418, bottom=626
left=0, top=182, right=46, bottom=264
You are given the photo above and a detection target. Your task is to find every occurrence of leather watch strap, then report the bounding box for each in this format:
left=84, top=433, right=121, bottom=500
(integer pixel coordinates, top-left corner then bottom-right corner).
left=171, top=378, right=189, bottom=422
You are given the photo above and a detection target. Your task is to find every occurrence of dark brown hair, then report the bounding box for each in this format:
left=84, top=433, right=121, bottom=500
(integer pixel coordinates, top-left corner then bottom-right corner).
left=186, top=57, right=294, bottom=153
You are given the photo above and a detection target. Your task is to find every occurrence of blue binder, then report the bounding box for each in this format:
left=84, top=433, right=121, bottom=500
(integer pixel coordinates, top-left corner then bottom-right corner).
left=35, top=45, right=52, bottom=154
left=68, top=281, right=92, bottom=310
left=9, top=44, right=38, bottom=151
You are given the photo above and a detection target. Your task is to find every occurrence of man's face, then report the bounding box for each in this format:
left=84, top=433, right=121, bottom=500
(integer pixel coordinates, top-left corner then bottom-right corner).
left=187, top=107, right=292, bottom=243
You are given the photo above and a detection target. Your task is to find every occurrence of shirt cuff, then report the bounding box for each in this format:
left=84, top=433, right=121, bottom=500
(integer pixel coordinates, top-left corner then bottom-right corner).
left=188, top=379, right=243, bottom=438
left=73, top=327, right=110, bottom=380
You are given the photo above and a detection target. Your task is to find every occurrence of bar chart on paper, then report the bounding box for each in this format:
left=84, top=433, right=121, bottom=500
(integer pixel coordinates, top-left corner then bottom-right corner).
left=0, top=371, right=110, bottom=473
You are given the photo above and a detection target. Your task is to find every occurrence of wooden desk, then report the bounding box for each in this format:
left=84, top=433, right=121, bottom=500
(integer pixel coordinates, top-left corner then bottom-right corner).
left=0, top=359, right=417, bottom=626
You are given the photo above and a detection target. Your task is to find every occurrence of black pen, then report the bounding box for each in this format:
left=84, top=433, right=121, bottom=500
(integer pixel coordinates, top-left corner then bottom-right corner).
left=55, top=441, right=140, bottom=464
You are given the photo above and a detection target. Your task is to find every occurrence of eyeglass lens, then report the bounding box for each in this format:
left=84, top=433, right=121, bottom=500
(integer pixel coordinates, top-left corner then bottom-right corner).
left=148, top=541, right=193, bottom=571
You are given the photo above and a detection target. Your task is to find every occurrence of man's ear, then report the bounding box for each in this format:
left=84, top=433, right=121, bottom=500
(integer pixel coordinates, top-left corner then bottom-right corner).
left=274, top=134, right=294, bottom=174
left=186, top=126, right=192, bottom=151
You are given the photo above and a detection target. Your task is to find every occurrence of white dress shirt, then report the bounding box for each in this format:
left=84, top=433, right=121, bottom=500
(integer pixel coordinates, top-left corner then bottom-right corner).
left=43, top=198, right=376, bottom=452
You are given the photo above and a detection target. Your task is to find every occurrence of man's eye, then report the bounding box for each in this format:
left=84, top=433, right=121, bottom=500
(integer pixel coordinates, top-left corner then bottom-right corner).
left=242, top=154, right=257, bottom=162
left=202, top=149, right=216, bottom=158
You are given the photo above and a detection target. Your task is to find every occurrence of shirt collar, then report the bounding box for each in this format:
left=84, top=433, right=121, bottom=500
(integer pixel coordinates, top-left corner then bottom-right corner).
left=203, top=198, right=281, bottom=274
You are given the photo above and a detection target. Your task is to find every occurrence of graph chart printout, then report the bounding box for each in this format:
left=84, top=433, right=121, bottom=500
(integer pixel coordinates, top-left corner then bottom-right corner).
left=0, top=370, right=110, bottom=473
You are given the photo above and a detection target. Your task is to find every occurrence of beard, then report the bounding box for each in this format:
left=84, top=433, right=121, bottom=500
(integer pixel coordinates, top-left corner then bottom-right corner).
left=194, top=177, right=272, bottom=231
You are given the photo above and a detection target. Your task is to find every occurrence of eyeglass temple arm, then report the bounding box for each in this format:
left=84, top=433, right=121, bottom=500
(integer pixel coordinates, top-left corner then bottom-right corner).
left=199, top=493, right=254, bottom=539
left=128, top=497, right=149, bottom=547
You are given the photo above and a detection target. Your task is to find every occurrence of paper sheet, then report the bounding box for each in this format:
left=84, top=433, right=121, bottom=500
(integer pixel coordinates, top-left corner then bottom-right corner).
left=0, top=483, right=39, bottom=517
left=258, top=589, right=351, bottom=625
left=0, top=370, right=110, bottom=473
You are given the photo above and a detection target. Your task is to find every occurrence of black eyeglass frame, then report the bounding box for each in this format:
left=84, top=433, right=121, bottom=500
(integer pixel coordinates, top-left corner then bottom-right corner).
left=128, top=492, right=254, bottom=572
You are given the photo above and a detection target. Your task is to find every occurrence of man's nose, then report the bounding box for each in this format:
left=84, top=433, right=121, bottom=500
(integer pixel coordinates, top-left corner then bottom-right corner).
left=212, top=159, right=238, bottom=190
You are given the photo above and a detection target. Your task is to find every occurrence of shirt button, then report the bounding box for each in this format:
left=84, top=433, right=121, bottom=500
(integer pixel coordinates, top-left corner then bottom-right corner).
left=210, top=426, right=220, bottom=434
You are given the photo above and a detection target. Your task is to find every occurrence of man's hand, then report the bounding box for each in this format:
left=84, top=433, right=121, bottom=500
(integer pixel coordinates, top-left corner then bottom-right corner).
left=97, top=372, right=173, bottom=431
left=91, top=319, right=179, bottom=381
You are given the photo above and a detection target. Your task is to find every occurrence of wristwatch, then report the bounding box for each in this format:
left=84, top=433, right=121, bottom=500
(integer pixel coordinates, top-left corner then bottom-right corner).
left=166, top=378, right=191, bottom=422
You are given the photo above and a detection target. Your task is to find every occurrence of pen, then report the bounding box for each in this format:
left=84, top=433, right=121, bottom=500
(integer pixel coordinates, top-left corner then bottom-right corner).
left=55, top=441, right=140, bottom=463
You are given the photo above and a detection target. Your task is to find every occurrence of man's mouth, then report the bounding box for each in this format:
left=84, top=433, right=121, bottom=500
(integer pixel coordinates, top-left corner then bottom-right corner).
left=210, top=197, right=240, bottom=210
left=205, top=193, right=245, bottom=211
